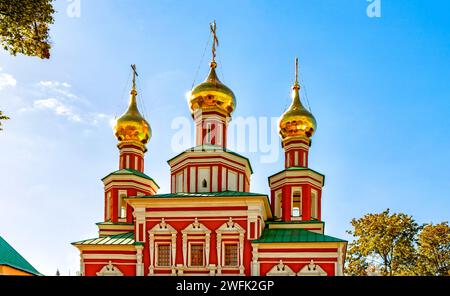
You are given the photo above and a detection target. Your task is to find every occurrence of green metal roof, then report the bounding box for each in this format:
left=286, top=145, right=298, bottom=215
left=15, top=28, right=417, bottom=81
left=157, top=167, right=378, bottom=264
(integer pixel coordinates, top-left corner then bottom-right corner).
left=252, top=228, right=346, bottom=243
left=266, top=219, right=324, bottom=225
left=268, top=166, right=325, bottom=185
left=167, top=145, right=253, bottom=174
left=72, top=232, right=135, bottom=246
left=134, top=191, right=267, bottom=199
left=102, top=168, right=159, bottom=187
left=0, top=235, right=41, bottom=275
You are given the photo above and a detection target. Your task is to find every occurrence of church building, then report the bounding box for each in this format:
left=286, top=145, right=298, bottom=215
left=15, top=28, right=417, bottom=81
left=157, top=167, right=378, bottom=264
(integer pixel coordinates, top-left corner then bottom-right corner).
left=72, top=23, right=347, bottom=276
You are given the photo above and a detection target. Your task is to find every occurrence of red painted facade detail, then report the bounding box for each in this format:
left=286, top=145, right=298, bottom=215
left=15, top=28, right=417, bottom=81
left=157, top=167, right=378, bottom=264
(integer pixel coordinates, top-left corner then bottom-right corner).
left=73, top=58, right=347, bottom=277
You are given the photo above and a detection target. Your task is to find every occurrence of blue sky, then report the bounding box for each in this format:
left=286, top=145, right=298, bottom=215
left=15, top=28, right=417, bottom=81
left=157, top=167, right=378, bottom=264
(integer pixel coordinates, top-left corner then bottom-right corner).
left=0, top=0, right=449, bottom=275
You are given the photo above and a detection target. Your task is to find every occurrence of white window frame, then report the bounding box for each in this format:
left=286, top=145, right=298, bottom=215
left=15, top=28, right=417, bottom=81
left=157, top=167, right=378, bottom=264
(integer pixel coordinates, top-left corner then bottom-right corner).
left=291, top=187, right=302, bottom=219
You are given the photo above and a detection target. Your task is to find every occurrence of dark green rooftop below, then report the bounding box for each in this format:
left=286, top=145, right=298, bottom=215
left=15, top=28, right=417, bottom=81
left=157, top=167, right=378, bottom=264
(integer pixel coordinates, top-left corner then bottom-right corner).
left=252, top=228, right=346, bottom=243
left=0, top=235, right=41, bottom=276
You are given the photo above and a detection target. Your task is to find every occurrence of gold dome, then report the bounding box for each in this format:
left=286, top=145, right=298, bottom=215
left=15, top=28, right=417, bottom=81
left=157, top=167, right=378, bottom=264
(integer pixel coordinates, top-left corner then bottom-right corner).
left=189, top=61, right=236, bottom=117
left=279, top=73, right=316, bottom=142
left=114, top=87, right=151, bottom=149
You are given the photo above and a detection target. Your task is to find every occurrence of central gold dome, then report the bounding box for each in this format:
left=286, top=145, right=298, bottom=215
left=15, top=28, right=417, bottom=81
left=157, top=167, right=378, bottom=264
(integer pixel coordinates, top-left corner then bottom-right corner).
left=114, top=88, right=151, bottom=149
left=189, top=61, right=236, bottom=117
left=279, top=82, right=316, bottom=142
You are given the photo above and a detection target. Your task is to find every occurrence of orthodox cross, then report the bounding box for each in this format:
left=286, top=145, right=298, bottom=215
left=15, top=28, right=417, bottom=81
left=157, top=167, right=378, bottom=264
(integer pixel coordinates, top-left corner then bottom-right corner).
left=295, top=57, right=299, bottom=83
left=210, top=20, right=219, bottom=62
left=131, top=64, right=138, bottom=89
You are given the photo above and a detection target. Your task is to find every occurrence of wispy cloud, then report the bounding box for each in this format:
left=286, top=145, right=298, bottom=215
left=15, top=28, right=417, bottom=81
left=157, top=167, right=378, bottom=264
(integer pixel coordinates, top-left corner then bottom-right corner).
left=17, top=79, right=114, bottom=126
left=33, top=98, right=82, bottom=122
left=37, top=80, right=79, bottom=100
left=0, top=67, right=17, bottom=90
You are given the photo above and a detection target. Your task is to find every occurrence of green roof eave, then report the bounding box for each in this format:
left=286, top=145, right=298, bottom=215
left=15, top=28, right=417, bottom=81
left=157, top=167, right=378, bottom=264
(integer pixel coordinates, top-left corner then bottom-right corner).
left=266, top=219, right=325, bottom=225
left=268, top=166, right=325, bottom=186
left=101, top=168, right=160, bottom=188
left=167, top=145, right=253, bottom=174
left=72, top=232, right=135, bottom=246
left=0, top=236, right=42, bottom=276
left=251, top=228, right=346, bottom=244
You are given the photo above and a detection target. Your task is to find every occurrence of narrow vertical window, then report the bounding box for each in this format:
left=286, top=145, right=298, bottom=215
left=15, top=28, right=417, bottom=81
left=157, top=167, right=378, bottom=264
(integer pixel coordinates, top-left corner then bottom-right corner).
left=311, top=189, right=318, bottom=219
left=106, top=192, right=111, bottom=220
left=205, top=123, right=212, bottom=144
left=120, top=194, right=127, bottom=218
left=275, top=191, right=282, bottom=219
left=292, top=189, right=302, bottom=217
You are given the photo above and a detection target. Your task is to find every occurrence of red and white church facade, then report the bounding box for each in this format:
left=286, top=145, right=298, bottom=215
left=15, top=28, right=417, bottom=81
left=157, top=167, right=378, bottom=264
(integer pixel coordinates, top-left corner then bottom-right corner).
left=72, top=30, right=347, bottom=276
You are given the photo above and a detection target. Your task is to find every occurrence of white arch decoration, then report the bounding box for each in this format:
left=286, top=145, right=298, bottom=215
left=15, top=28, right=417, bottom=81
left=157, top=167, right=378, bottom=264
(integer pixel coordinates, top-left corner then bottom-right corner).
left=96, top=261, right=123, bottom=276
left=297, top=260, right=327, bottom=276
left=266, top=260, right=296, bottom=276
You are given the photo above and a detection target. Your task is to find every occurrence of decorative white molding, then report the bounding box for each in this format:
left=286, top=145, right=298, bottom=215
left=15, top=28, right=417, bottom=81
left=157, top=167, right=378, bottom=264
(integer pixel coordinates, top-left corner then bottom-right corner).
left=251, top=245, right=260, bottom=276
left=297, top=260, right=327, bottom=276
left=148, top=218, right=177, bottom=275
left=266, top=260, right=295, bottom=276
left=96, top=261, right=124, bottom=276
left=215, top=217, right=246, bottom=275
left=136, top=245, right=144, bottom=276
left=182, top=218, right=211, bottom=268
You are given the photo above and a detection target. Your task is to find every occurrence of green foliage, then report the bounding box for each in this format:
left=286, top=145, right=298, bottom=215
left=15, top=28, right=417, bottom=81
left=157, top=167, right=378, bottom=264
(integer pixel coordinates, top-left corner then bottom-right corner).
left=0, top=110, right=10, bottom=131
left=346, top=210, right=450, bottom=276
left=416, top=222, right=450, bottom=276
left=345, top=209, right=420, bottom=276
left=0, top=0, right=55, bottom=59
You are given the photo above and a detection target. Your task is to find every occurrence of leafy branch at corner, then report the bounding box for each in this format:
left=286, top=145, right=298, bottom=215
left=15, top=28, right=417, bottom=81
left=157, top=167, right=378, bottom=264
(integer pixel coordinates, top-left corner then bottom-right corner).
left=0, top=111, right=10, bottom=131
left=0, top=0, right=55, bottom=59
left=345, top=209, right=449, bottom=276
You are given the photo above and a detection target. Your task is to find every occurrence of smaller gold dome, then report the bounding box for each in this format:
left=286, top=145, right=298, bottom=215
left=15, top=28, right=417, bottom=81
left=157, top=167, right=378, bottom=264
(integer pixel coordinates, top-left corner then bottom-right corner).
left=278, top=82, right=316, bottom=142
left=189, top=62, right=236, bottom=117
left=114, top=88, right=151, bottom=149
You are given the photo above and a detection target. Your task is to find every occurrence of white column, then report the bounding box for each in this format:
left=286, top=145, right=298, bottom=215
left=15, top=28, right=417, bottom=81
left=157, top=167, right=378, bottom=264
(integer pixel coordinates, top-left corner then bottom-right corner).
left=148, top=233, right=154, bottom=275
left=182, top=233, right=188, bottom=267
left=205, top=233, right=211, bottom=266
left=239, top=233, right=245, bottom=275
left=136, top=245, right=144, bottom=276
left=216, top=233, right=222, bottom=275
left=171, top=234, right=177, bottom=275
left=251, top=245, right=260, bottom=276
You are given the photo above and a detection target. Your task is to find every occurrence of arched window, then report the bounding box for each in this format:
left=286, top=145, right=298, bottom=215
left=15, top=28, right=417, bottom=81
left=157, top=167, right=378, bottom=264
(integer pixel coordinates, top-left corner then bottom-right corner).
left=120, top=194, right=127, bottom=218
left=292, top=189, right=301, bottom=218
left=202, top=179, right=207, bottom=188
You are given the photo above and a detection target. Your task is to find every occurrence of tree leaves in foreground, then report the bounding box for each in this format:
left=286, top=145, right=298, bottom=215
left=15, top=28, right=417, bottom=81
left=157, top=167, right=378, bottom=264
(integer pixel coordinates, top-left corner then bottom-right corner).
left=0, top=0, right=55, bottom=59
left=0, top=110, right=10, bottom=131
left=416, top=222, right=450, bottom=276
left=346, top=209, right=450, bottom=276
left=346, top=209, right=420, bottom=276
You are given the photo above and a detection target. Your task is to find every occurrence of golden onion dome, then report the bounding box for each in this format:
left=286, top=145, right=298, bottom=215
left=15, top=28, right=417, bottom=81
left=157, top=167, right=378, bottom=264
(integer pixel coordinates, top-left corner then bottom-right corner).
left=279, top=80, right=316, bottom=142
left=113, top=86, right=151, bottom=149
left=188, top=61, right=236, bottom=117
